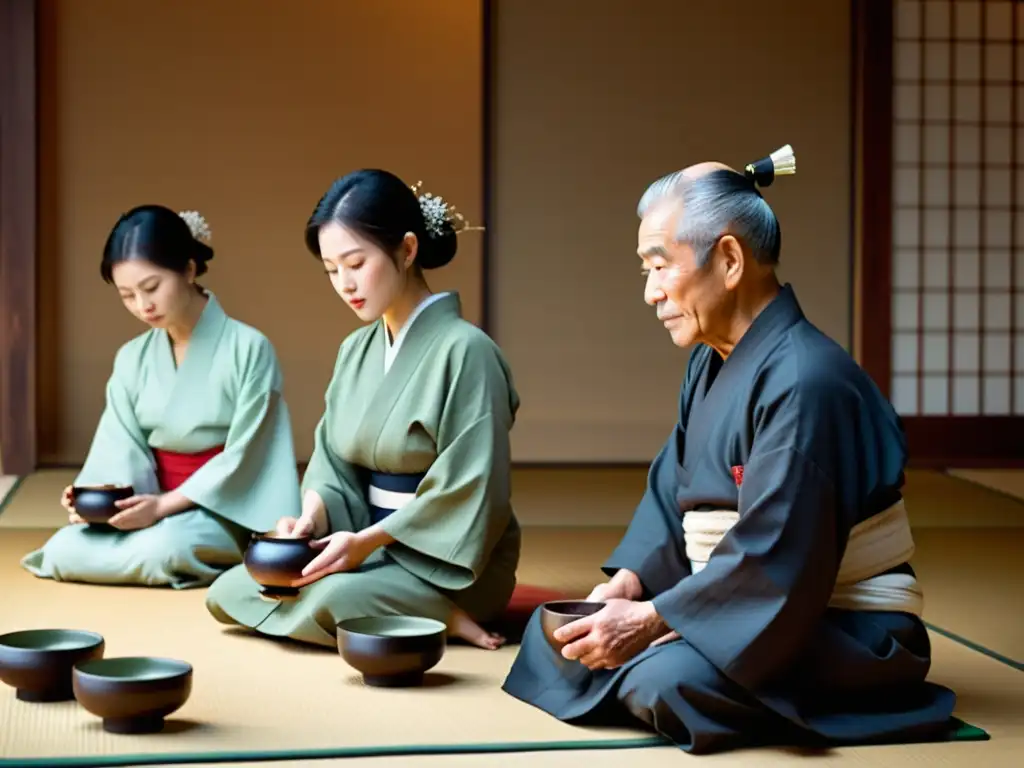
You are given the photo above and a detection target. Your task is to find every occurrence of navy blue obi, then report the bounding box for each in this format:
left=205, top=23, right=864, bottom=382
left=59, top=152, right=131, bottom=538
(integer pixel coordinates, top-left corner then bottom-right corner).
left=368, top=471, right=426, bottom=525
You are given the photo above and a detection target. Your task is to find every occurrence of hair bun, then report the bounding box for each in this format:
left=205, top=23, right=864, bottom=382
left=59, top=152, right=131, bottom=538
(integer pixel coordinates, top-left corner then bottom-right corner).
left=418, top=229, right=458, bottom=270
left=743, top=144, right=796, bottom=188
left=410, top=181, right=482, bottom=270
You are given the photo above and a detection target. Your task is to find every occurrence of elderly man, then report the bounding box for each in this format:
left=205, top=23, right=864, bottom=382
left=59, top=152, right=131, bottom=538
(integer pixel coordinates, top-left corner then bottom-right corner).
left=501, top=147, right=957, bottom=754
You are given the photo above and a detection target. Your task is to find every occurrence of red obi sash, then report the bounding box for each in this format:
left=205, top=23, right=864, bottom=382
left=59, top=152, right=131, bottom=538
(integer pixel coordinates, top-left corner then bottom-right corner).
left=152, top=445, right=224, bottom=491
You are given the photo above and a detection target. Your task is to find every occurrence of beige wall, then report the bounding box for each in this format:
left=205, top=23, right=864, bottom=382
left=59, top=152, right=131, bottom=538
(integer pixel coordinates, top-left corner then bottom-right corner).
left=37, top=0, right=483, bottom=464
left=37, top=0, right=854, bottom=527
left=490, top=0, right=852, bottom=462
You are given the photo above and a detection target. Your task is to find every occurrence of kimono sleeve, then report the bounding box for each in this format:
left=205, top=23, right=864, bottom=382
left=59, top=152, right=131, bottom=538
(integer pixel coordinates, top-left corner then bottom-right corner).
left=600, top=346, right=706, bottom=596
left=300, top=342, right=371, bottom=531
left=76, top=341, right=159, bottom=494
left=174, top=335, right=302, bottom=530
left=649, top=374, right=860, bottom=691
left=378, top=337, right=518, bottom=591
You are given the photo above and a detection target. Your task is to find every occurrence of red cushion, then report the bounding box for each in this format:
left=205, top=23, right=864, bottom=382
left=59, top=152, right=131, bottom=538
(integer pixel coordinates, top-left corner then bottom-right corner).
left=501, top=584, right=569, bottom=623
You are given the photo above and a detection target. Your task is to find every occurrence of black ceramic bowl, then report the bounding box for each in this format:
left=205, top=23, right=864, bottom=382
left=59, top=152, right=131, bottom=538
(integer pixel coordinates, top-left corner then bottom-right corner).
left=73, top=656, right=192, bottom=734
left=71, top=485, right=134, bottom=525
left=540, top=600, right=606, bottom=654
left=336, top=616, right=447, bottom=688
left=243, top=532, right=318, bottom=600
left=0, top=628, right=105, bottom=702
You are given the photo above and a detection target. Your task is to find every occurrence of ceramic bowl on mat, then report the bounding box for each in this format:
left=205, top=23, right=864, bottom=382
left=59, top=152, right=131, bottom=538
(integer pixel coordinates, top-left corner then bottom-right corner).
left=0, top=629, right=105, bottom=702
left=540, top=600, right=606, bottom=654
left=71, top=485, right=134, bottom=525
left=73, top=656, right=192, bottom=734
left=243, top=532, right=318, bottom=600
left=336, top=616, right=446, bottom=687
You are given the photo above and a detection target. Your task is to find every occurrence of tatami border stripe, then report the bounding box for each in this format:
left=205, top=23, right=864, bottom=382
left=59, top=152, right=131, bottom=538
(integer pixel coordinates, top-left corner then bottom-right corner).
left=0, top=476, right=26, bottom=521
left=925, top=621, right=1023, bottom=672
left=0, top=721, right=993, bottom=768
left=0, top=737, right=671, bottom=768
left=941, top=469, right=1024, bottom=509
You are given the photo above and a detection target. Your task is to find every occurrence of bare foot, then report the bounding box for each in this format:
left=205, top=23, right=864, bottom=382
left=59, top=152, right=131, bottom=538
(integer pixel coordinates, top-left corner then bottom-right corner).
left=449, top=609, right=506, bottom=650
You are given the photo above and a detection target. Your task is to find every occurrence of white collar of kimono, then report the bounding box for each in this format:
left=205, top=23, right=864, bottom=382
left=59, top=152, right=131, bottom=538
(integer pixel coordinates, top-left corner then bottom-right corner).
left=383, top=291, right=451, bottom=373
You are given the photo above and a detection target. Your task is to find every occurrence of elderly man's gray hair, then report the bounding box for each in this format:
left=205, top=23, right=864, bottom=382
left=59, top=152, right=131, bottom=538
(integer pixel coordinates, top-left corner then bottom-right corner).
left=637, top=169, right=782, bottom=267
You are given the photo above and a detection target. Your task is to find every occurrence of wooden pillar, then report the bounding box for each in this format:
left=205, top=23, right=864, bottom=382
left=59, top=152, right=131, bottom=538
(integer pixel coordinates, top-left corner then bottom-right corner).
left=0, top=0, right=38, bottom=476
left=851, top=0, right=894, bottom=396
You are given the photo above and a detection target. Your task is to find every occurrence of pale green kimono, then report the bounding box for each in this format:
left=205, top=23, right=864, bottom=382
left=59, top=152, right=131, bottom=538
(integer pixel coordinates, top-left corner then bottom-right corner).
left=21, top=292, right=301, bottom=589
left=205, top=293, right=522, bottom=647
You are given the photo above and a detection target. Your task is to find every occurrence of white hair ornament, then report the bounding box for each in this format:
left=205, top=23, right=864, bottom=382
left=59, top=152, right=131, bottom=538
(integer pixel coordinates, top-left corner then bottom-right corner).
left=178, top=210, right=212, bottom=243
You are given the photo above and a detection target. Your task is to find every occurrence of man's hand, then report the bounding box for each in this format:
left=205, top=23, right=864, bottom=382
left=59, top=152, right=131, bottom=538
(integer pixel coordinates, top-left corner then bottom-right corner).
left=554, top=598, right=669, bottom=670
left=586, top=569, right=643, bottom=602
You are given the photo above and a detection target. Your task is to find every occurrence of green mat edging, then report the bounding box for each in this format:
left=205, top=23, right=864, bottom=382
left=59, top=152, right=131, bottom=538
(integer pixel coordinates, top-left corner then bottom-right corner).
left=0, top=718, right=989, bottom=768
left=924, top=621, right=1023, bottom=672
left=7, top=737, right=665, bottom=768
left=0, top=475, right=26, bottom=521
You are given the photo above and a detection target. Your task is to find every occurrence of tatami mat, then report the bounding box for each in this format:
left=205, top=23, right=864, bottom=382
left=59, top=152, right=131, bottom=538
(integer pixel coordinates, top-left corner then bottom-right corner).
left=0, top=470, right=69, bottom=528
left=110, top=628, right=1024, bottom=767
left=0, top=470, right=1021, bottom=767
left=0, top=476, right=20, bottom=513
left=0, top=529, right=661, bottom=765
left=0, top=526, right=1015, bottom=767
left=5, top=466, right=1024, bottom=530
left=948, top=469, right=1024, bottom=505
left=899, top=469, right=1024, bottom=527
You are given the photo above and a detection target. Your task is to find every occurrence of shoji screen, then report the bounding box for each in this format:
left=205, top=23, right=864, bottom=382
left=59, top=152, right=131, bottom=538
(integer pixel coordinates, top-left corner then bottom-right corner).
left=890, top=0, right=1022, bottom=416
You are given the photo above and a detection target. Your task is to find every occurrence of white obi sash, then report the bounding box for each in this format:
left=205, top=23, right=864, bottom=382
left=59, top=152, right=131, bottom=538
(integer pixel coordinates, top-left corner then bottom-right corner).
left=682, top=499, right=924, bottom=617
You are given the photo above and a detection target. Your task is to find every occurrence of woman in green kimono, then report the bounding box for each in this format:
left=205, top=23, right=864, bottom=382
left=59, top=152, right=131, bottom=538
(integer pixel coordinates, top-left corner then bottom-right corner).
left=21, top=205, right=301, bottom=589
left=205, top=170, right=521, bottom=650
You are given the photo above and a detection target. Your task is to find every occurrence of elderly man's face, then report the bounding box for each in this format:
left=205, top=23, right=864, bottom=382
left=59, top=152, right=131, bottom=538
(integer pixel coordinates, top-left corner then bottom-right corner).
left=638, top=202, right=729, bottom=349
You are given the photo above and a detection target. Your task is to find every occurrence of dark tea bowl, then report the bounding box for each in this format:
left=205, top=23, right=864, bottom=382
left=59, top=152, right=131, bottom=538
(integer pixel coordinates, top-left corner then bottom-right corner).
left=73, top=656, right=192, bottom=734
left=71, top=485, right=134, bottom=525
left=0, top=628, right=105, bottom=702
left=540, top=600, right=606, bottom=654
left=243, top=532, right=317, bottom=600
left=336, top=616, right=447, bottom=688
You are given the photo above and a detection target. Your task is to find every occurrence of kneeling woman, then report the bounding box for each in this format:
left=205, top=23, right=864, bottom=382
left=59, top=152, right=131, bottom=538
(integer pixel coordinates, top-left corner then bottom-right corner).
left=21, top=205, right=302, bottom=589
left=205, top=170, right=521, bottom=650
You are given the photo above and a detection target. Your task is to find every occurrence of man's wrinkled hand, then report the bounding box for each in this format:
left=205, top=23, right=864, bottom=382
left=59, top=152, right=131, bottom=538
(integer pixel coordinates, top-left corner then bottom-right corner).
left=585, top=569, right=643, bottom=602
left=553, top=598, right=668, bottom=670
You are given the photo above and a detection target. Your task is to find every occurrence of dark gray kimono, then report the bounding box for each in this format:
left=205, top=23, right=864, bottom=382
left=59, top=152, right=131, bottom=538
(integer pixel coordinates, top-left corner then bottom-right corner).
left=501, top=285, right=957, bottom=754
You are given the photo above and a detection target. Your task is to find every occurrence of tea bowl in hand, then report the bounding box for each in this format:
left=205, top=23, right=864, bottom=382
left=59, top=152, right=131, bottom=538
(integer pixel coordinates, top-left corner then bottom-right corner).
left=243, top=532, right=318, bottom=600
left=540, top=600, right=606, bottom=654
left=73, top=656, right=192, bottom=734
left=0, top=628, right=105, bottom=702
left=336, top=616, right=446, bottom=688
left=71, top=485, right=134, bottom=525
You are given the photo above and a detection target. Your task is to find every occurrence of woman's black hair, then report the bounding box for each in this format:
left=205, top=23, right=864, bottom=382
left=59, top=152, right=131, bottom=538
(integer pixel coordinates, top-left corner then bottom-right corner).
left=303, top=169, right=458, bottom=270
left=100, top=204, right=214, bottom=283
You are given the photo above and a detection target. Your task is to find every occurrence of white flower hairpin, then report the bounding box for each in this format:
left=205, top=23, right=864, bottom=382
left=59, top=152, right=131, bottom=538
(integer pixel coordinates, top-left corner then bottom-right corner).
left=178, top=210, right=212, bottom=243
left=410, top=181, right=484, bottom=239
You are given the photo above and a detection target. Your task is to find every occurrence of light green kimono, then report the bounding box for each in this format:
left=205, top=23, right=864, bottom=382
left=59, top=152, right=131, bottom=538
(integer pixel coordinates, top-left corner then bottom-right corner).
left=205, top=292, right=522, bottom=647
left=21, top=292, right=301, bottom=589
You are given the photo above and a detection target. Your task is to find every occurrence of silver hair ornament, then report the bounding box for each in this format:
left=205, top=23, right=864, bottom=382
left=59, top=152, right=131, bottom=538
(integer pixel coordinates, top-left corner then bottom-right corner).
left=410, top=181, right=484, bottom=239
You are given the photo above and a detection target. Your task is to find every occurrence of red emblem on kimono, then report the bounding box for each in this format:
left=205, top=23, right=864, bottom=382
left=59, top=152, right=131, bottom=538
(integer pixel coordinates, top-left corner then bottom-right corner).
left=731, top=465, right=744, bottom=487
